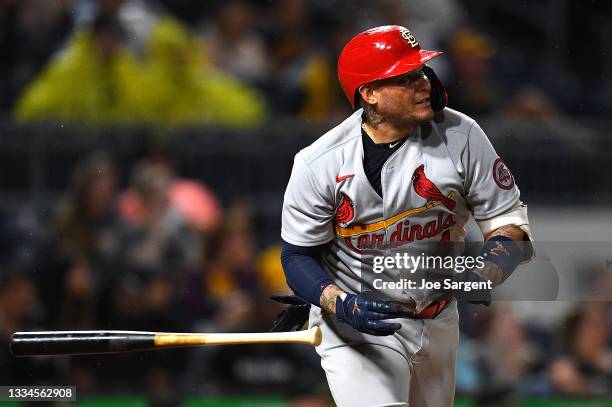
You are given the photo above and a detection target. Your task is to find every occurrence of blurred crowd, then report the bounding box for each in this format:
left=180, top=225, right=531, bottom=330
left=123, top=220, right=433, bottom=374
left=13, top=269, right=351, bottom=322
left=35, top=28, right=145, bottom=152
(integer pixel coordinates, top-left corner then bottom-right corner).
left=0, top=151, right=327, bottom=403
left=1, top=0, right=611, bottom=128
left=0, top=152, right=610, bottom=404
left=1, top=0, right=611, bottom=405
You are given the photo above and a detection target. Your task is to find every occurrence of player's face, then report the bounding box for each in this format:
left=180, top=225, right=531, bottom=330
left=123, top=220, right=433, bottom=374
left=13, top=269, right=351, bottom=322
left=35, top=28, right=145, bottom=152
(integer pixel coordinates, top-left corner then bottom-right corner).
left=369, top=67, right=433, bottom=127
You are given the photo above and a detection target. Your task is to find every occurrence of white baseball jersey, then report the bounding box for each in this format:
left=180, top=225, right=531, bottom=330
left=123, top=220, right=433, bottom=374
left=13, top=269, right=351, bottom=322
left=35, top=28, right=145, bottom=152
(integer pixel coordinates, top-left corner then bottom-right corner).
left=282, top=107, right=523, bottom=311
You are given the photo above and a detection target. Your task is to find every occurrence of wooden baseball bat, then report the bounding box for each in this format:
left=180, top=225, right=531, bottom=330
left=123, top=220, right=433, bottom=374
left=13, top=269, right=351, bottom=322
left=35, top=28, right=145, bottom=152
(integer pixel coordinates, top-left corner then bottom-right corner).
left=10, top=327, right=322, bottom=357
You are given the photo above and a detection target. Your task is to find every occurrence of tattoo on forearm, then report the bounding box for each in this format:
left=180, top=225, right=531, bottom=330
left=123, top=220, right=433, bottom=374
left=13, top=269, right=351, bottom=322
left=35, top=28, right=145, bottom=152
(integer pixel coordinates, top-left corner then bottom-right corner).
left=320, top=284, right=344, bottom=313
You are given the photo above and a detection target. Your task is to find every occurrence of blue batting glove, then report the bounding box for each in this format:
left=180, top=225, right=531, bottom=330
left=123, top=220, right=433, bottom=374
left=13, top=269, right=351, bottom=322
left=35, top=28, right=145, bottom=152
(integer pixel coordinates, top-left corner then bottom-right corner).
left=335, top=293, right=404, bottom=336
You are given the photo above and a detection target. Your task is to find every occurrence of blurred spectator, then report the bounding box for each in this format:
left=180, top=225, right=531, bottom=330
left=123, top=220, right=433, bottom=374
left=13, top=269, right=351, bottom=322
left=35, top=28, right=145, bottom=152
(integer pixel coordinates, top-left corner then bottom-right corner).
left=0, top=0, right=73, bottom=111
left=0, top=271, right=36, bottom=345
left=479, top=305, right=538, bottom=389
left=549, top=305, right=612, bottom=396
left=0, top=270, right=56, bottom=384
left=401, top=0, right=465, bottom=54
left=14, top=13, right=148, bottom=123
left=54, top=152, right=121, bottom=329
left=446, top=28, right=503, bottom=115
left=74, top=0, right=159, bottom=58
left=200, top=1, right=268, bottom=85
left=178, top=200, right=267, bottom=330
left=263, top=0, right=335, bottom=122
left=140, top=16, right=267, bottom=127
left=56, top=152, right=120, bottom=265
left=118, top=160, right=202, bottom=275
left=504, top=86, right=558, bottom=120
left=203, top=202, right=260, bottom=331
left=256, top=243, right=291, bottom=295
left=169, top=180, right=223, bottom=234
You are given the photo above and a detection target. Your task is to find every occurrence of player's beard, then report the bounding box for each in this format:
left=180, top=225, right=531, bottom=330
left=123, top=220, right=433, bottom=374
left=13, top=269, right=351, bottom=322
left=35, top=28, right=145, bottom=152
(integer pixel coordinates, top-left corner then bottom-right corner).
left=364, top=94, right=434, bottom=131
left=384, top=104, right=434, bottom=131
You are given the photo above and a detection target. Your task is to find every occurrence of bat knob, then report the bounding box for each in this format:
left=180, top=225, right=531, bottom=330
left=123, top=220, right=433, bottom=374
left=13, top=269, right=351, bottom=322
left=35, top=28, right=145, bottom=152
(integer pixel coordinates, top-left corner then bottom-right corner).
left=309, top=327, right=322, bottom=347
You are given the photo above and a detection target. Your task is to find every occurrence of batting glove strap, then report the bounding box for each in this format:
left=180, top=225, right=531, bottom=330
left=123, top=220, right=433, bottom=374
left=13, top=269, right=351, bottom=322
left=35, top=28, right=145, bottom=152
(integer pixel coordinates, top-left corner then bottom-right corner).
left=335, top=293, right=404, bottom=336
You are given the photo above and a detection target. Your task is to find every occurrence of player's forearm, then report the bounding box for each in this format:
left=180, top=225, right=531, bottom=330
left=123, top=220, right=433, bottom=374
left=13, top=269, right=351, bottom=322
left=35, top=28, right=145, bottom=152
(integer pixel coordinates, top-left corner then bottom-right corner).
left=474, top=224, right=526, bottom=287
left=320, top=284, right=345, bottom=313
left=280, top=241, right=335, bottom=306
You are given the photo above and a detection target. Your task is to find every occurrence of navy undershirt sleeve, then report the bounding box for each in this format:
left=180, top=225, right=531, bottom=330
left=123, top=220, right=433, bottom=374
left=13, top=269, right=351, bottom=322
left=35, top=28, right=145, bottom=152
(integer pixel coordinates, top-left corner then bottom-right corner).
left=280, top=240, right=334, bottom=306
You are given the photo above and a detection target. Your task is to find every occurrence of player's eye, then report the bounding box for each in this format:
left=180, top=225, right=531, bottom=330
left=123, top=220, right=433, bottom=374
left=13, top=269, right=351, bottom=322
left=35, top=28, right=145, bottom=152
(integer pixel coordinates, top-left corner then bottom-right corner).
left=399, top=68, right=426, bottom=84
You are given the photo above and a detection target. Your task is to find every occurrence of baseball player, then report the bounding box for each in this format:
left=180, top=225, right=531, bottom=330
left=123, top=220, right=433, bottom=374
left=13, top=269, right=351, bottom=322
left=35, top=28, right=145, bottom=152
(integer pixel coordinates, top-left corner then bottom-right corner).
left=279, top=26, right=534, bottom=406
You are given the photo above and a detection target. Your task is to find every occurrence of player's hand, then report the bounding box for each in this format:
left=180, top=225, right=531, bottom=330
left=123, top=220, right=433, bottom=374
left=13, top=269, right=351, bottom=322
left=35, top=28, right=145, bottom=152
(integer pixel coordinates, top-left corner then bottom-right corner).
left=335, top=293, right=404, bottom=336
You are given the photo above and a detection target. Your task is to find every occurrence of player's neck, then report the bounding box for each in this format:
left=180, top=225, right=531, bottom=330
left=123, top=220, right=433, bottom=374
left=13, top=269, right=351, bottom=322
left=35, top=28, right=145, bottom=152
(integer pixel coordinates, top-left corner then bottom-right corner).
left=362, top=121, right=415, bottom=144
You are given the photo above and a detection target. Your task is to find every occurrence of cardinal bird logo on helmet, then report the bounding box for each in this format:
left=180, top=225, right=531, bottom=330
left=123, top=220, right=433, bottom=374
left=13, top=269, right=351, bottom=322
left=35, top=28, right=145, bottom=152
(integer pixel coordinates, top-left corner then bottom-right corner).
left=335, top=193, right=355, bottom=227
left=411, top=165, right=456, bottom=211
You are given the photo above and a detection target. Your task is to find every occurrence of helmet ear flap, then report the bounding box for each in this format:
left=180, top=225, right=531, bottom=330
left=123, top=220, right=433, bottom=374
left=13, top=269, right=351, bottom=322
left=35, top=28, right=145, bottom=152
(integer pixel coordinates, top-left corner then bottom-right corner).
left=423, top=65, right=447, bottom=111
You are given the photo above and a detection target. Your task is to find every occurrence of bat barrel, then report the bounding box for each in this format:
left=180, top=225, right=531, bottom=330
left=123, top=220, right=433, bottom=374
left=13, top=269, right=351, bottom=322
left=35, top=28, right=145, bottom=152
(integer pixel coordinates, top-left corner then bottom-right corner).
left=154, top=327, right=322, bottom=347
left=10, top=331, right=156, bottom=357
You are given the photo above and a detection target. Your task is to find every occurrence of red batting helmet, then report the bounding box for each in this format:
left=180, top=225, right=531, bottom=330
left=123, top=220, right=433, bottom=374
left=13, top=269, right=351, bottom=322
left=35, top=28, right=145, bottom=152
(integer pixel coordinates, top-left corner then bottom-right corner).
left=338, top=25, right=447, bottom=111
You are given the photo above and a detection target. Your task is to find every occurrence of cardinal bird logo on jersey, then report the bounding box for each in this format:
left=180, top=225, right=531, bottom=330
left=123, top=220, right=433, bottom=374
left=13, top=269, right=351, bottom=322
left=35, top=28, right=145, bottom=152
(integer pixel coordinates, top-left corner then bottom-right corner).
left=335, top=193, right=355, bottom=227
left=411, top=164, right=456, bottom=211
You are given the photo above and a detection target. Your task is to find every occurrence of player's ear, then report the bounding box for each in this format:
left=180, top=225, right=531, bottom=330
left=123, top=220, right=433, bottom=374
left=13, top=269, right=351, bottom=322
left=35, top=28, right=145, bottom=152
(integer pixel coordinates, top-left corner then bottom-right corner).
left=358, top=84, right=377, bottom=106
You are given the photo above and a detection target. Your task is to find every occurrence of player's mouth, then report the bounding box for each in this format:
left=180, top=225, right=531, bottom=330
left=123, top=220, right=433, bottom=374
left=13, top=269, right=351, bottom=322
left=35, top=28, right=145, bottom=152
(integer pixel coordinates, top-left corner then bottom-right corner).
left=415, top=97, right=430, bottom=106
